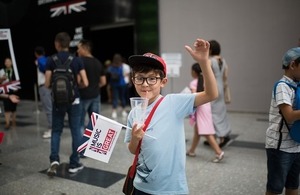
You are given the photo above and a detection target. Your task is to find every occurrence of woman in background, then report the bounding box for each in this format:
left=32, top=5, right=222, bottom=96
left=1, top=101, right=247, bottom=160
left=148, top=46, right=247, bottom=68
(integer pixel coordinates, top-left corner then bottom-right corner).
left=0, top=57, right=19, bottom=130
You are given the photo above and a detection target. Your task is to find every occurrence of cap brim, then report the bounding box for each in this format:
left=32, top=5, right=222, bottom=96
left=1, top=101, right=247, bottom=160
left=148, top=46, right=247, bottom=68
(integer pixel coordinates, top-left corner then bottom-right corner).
left=128, top=55, right=164, bottom=72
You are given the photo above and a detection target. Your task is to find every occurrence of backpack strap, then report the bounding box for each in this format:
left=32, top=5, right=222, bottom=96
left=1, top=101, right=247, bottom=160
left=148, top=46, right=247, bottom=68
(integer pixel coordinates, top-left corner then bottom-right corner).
left=129, top=96, right=164, bottom=178
left=52, top=54, right=74, bottom=70
left=273, top=80, right=300, bottom=146
left=273, top=81, right=296, bottom=98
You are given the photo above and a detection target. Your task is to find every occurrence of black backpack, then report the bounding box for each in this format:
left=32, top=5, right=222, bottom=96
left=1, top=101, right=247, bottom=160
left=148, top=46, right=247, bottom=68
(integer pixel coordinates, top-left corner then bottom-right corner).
left=51, top=54, right=75, bottom=107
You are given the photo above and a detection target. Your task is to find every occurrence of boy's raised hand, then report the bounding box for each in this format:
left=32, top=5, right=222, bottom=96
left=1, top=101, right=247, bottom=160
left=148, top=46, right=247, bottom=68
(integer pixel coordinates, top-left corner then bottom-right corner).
left=185, top=39, right=210, bottom=64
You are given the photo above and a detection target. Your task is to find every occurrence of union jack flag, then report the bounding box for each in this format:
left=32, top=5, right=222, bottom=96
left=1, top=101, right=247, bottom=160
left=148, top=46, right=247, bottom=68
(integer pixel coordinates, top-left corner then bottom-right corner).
left=77, top=112, right=128, bottom=154
left=50, top=0, right=87, bottom=18
left=77, top=112, right=100, bottom=153
left=0, top=80, right=21, bottom=94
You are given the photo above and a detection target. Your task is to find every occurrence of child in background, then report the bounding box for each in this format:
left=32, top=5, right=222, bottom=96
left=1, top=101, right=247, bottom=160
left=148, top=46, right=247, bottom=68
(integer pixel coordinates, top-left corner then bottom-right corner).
left=186, top=62, right=224, bottom=162
left=265, top=47, right=300, bottom=195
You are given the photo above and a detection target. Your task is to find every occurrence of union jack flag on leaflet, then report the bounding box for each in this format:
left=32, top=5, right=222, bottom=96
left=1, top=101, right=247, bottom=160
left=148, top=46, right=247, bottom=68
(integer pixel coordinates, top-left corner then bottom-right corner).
left=77, top=112, right=124, bottom=163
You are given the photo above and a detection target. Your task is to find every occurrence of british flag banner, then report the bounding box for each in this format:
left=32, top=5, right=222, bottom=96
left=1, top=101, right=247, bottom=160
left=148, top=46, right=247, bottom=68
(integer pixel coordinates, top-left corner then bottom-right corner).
left=0, top=80, right=21, bottom=94
left=77, top=112, right=124, bottom=163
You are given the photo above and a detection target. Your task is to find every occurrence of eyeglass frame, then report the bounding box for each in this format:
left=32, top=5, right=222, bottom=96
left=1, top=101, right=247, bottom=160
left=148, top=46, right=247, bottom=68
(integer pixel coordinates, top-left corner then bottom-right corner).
left=132, top=76, right=162, bottom=85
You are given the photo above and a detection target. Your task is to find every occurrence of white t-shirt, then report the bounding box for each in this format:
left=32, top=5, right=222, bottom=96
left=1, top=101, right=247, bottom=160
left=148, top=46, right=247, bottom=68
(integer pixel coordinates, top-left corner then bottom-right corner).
left=266, top=75, right=300, bottom=152
left=122, top=63, right=131, bottom=84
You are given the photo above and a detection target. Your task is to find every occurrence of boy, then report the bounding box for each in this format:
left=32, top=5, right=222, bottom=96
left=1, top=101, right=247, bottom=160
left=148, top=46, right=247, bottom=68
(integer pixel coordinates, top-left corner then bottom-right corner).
left=124, top=38, right=218, bottom=194
left=265, top=47, right=300, bottom=195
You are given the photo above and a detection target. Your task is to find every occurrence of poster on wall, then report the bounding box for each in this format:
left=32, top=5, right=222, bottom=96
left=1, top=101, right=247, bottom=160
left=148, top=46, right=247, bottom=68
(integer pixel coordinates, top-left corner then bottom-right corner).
left=0, top=29, right=21, bottom=94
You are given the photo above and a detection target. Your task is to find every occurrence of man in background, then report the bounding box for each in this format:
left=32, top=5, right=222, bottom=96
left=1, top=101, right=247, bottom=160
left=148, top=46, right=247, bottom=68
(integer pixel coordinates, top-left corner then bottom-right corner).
left=77, top=39, right=106, bottom=148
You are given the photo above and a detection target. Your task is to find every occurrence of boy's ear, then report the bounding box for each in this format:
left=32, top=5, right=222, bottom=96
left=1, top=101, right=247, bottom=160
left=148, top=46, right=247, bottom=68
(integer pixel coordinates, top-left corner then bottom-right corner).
left=290, top=61, right=297, bottom=69
left=160, top=78, right=168, bottom=87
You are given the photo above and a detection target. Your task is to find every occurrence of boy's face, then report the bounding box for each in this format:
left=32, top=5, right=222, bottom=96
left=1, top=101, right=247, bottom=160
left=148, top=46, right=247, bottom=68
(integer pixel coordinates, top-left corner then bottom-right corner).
left=132, top=71, right=167, bottom=103
left=291, top=60, right=300, bottom=81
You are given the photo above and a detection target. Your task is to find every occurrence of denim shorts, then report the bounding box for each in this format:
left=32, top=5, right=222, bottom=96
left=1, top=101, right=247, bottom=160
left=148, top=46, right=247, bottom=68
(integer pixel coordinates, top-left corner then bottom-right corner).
left=266, top=148, right=300, bottom=194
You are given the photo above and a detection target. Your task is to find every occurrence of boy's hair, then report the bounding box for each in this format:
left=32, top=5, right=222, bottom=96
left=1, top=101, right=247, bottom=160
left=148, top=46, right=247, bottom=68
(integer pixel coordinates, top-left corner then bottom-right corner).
left=55, top=32, right=71, bottom=49
left=209, top=40, right=221, bottom=55
left=131, top=66, right=165, bottom=78
left=128, top=53, right=167, bottom=78
left=34, top=46, right=45, bottom=55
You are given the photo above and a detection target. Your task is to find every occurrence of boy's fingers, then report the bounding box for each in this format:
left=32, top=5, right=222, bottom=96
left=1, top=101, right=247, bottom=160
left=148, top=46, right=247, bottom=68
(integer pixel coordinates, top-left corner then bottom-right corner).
left=185, top=45, right=194, bottom=56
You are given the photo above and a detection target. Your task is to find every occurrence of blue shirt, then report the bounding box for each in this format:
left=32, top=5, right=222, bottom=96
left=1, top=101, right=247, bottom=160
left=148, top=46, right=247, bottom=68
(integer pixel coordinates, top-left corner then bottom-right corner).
left=37, top=55, right=47, bottom=73
left=108, top=65, right=126, bottom=86
left=124, top=93, right=196, bottom=194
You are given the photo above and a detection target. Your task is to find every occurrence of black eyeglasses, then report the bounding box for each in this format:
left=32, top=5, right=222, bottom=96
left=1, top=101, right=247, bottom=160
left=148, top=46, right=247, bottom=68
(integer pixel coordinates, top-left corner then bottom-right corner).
left=132, top=76, right=162, bottom=85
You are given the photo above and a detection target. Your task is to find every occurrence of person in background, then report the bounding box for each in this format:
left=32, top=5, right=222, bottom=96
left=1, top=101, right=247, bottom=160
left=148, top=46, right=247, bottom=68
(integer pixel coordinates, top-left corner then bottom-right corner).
left=77, top=39, right=106, bottom=157
left=186, top=62, right=224, bottom=162
left=34, top=46, right=53, bottom=139
left=108, top=53, right=128, bottom=119
left=44, top=32, right=89, bottom=177
left=265, top=47, right=300, bottom=195
left=204, top=40, right=232, bottom=148
left=121, top=56, right=132, bottom=105
left=0, top=93, right=19, bottom=103
left=124, top=38, right=218, bottom=194
left=104, top=59, right=112, bottom=103
left=0, top=57, right=19, bottom=130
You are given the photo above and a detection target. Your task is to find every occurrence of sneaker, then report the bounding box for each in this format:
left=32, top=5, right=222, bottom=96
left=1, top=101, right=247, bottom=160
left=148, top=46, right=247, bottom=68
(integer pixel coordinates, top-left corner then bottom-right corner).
left=68, top=163, right=84, bottom=174
left=42, top=130, right=51, bottom=139
left=112, top=111, right=117, bottom=119
left=47, top=161, right=59, bottom=177
left=122, top=110, right=127, bottom=117
left=212, top=151, right=224, bottom=163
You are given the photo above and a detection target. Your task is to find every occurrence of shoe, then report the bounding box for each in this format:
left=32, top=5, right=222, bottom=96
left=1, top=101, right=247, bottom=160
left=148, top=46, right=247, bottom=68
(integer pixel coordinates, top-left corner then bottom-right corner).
left=47, top=161, right=59, bottom=177
left=212, top=151, right=224, bottom=163
left=219, top=136, right=231, bottom=148
left=68, top=163, right=84, bottom=174
left=186, top=152, right=196, bottom=157
left=42, top=130, right=51, bottom=139
left=112, top=111, right=117, bottom=119
left=122, top=110, right=127, bottom=117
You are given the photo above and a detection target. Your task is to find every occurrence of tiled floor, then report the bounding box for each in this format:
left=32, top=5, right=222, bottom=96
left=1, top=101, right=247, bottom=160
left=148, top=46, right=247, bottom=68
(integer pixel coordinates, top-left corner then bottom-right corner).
left=0, top=100, right=269, bottom=195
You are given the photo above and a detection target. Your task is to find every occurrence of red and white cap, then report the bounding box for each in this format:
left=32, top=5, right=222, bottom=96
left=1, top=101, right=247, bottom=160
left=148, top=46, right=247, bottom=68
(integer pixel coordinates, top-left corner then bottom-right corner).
left=128, top=53, right=167, bottom=75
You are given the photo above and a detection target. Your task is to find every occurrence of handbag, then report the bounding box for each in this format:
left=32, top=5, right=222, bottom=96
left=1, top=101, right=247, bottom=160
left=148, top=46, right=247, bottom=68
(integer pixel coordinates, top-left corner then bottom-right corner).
left=122, top=97, right=164, bottom=195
